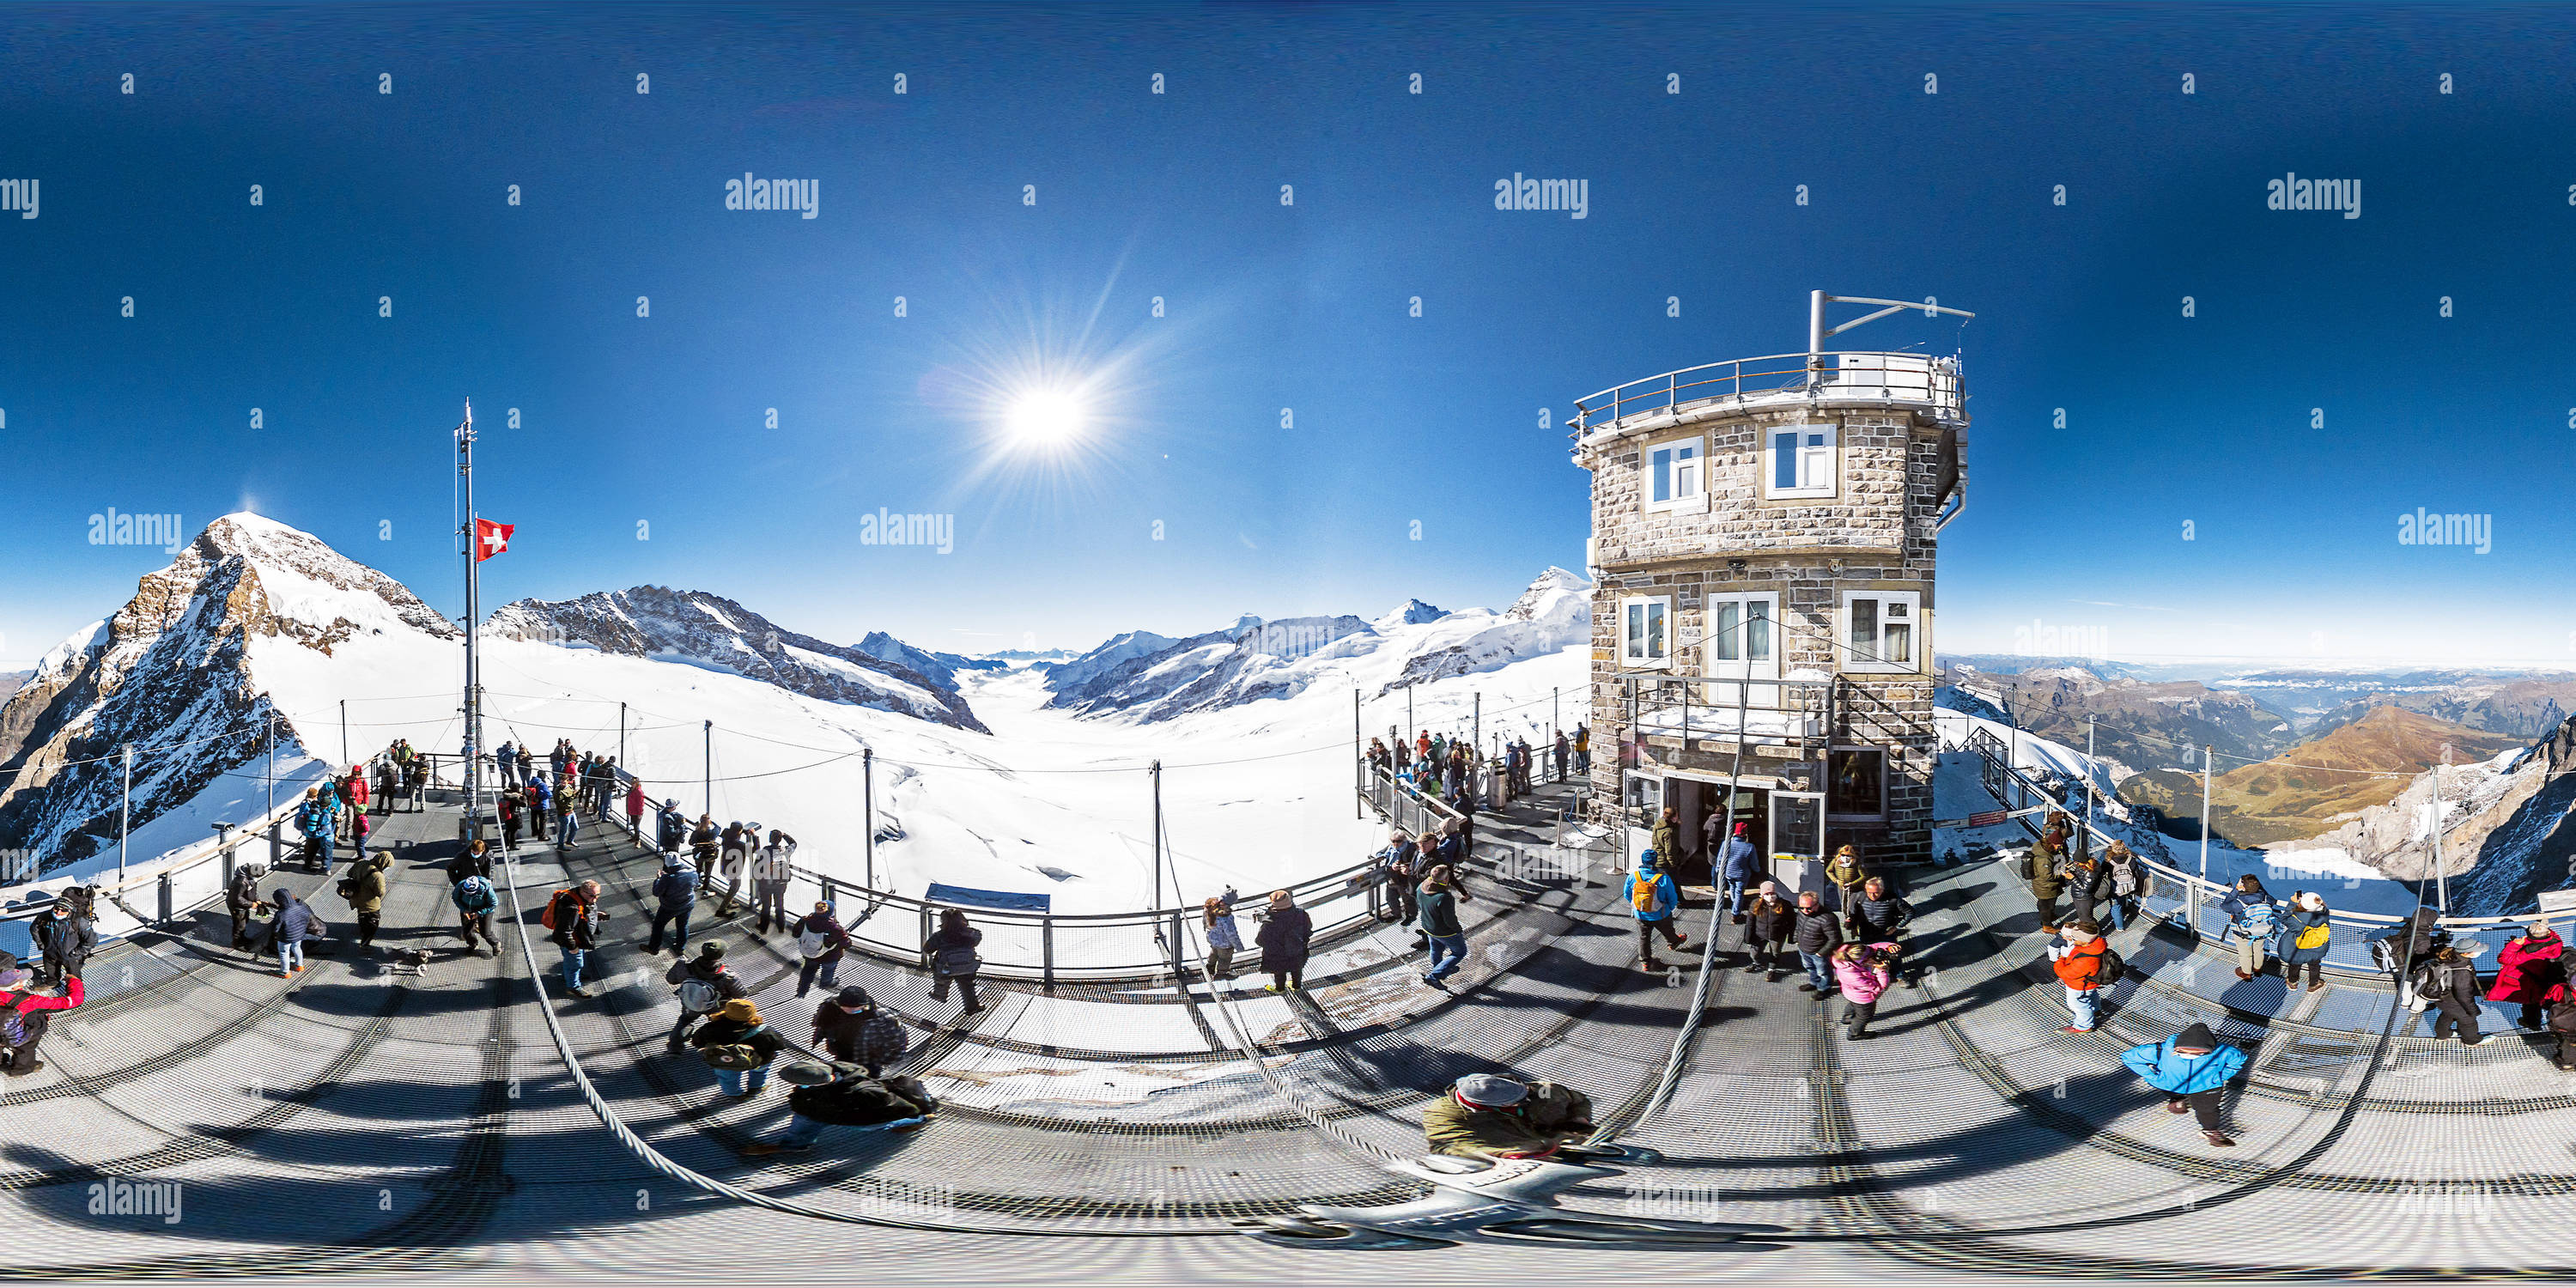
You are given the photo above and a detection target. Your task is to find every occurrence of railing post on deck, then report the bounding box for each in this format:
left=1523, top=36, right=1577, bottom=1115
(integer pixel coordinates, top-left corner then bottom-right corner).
left=1042, top=915, right=1056, bottom=990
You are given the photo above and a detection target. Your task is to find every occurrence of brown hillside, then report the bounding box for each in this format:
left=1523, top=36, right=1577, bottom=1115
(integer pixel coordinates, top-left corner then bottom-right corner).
left=2208, top=706, right=2524, bottom=847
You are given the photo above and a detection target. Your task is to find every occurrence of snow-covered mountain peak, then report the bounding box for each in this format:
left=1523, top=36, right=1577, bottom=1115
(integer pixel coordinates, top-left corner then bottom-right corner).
left=1502, top=567, right=1590, bottom=625
left=484, top=587, right=987, bottom=732
left=1375, top=598, right=1448, bottom=629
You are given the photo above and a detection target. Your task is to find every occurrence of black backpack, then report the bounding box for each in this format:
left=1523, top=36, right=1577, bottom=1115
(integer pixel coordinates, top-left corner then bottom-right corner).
left=2093, top=941, right=2129, bottom=986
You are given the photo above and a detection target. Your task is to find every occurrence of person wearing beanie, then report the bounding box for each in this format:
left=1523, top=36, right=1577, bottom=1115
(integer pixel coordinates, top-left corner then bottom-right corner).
left=664, top=939, right=746, bottom=1052
left=1423, top=1072, right=1588, bottom=1159
left=690, top=995, right=786, bottom=1097
left=1720, top=822, right=1765, bottom=923
left=645, top=850, right=700, bottom=957
left=2120, top=1022, right=2249, bottom=1147
left=811, top=984, right=908, bottom=1076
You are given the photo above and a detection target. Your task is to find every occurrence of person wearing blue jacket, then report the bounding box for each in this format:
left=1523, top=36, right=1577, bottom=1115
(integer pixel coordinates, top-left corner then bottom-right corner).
left=1629, top=850, right=1689, bottom=971
left=2121, top=1022, right=2248, bottom=1147
left=1717, top=823, right=1764, bottom=922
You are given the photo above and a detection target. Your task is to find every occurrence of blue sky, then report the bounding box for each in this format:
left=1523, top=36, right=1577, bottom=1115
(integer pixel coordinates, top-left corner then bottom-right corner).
left=2, top=3, right=2569, bottom=668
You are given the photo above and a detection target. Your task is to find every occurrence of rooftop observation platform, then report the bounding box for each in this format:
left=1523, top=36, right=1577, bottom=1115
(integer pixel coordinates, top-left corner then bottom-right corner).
left=1570, top=349, right=1966, bottom=452
left=8, top=769, right=2576, bottom=1281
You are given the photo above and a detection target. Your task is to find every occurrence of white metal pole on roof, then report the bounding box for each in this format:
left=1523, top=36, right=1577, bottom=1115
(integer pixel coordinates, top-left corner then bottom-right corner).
left=862, top=747, right=875, bottom=890
left=2432, top=762, right=2447, bottom=914
left=1353, top=688, right=1362, bottom=820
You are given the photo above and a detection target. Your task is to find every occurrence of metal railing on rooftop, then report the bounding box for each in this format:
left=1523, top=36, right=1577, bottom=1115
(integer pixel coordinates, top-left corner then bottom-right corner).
left=1571, top=349, right=1964, bottom=434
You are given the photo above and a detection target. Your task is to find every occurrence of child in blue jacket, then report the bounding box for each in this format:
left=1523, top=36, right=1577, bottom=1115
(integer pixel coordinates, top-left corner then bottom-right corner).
left=2121, top=1022, right=2249, bottom=1148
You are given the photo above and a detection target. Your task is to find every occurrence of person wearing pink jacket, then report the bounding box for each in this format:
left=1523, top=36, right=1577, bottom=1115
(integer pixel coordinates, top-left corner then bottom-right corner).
left=1832, top=940, right=1899, bottom=1040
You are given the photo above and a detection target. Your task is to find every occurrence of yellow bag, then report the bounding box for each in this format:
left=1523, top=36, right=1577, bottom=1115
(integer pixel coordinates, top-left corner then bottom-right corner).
left=2294, top=922, right=2330, bottom=951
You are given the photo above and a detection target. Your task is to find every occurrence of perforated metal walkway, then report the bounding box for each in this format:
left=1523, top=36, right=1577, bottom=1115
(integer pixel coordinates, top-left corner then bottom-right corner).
left=9, top=781, right=2575, bottom=1279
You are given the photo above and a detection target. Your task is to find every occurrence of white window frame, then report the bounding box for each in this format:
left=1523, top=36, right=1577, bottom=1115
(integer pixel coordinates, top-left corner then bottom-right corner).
left=1619, top=595, right=1672, bottom=670
left=1762, top=422, right=1838, bottom=501
left=1698, top=591, right=1780, bottom=710
left=1643, top=436, right=1705, bottom=513
left=1841, top=590, right=1923, bottom=674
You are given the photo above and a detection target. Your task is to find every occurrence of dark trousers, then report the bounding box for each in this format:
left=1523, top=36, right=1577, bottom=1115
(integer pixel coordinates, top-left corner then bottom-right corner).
left=1268, top=969, right=1303, bottom=990
left=669, top=1009, right=706, bottom=1049
left=529, top=810, right=548, bottom=841
left=2168, top=1089, right=2223, bottom=1131
left=931, top=973, right=981, bottom=1010
left=2431, top=999, right=2482, bottom=1042
left=1844, top=999, right=1878, bottom=1036
left=40, top=953, right=82, bottom=987
left=2032, top=892, right=2059, bottom=929
left=2288, top=955, right=2324, bottom=987
left=229, top=902, right=258, bottom=950
left=356, top=911, right=382, bottom=946
left=1637, top=919, right=1684, bottom=961
left=458, top=911, right=495, bottom=949
left=798, top=955, right=841, bottom=997
left=647, top=905, right=693, bottom=956
left=2519, top=1003, right=2545, bottom=1030
left=755, top=882, right=790, bottom=933
left=1385, top=879, right=1419, bottom=927
left=1747, top=938, right=1789, bottom=972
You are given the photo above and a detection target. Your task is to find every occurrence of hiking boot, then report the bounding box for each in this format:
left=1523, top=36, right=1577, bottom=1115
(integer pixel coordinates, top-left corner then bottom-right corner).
left=2057, top=1025, right=2090, bottom=1035
left=1765, top=971, right=1783, bottom=982
left=2203, top=1131, right=2235, bottom=1147
left=1742, top=963, right=1764, bottom=975
left=1798, top=982, right=1818, bottom=993
left=3, top=1060, right=41, bottom=1078
left=1642, top=959, right=1665, bottom=972
left=1672, top=933, right=1690, bottom=949
left=1731, top=914, right=1747, bottom=926
left=2233, top=969, right=2251, bottom=981
left=2166, top=1100, right=2190, bottom=1115
left=565, top=987, right=591, bottom=999
left=2307, top=981, right=2324, bottom=993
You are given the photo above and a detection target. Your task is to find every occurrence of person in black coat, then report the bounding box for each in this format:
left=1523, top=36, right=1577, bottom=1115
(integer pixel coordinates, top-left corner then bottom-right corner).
left=1790, top=890, right=1844, bottom=994
left=1256, top=889, right=1315, bottom=993
left=924, top=909, right=985, bottom=1015
left=2413, top=945, right=2487, bottom=1047
left=32, top=902, right=95, bottom=987
left=1845, top=878, right=1917, bottom=987
left=1742, top=882, right=1796, bottom=981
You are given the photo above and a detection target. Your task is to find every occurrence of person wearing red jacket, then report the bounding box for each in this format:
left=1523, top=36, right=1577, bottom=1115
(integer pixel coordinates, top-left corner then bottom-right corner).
left=2049, top=920, right=2111, bottom=1035
left=2488, top=921, right=2567, bottom=1032
left=0, top=967, right=84, bottom=1077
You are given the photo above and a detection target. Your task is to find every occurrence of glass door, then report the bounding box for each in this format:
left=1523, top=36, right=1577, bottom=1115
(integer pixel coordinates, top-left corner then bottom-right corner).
left=1768, top=791, right=1825, bottom=864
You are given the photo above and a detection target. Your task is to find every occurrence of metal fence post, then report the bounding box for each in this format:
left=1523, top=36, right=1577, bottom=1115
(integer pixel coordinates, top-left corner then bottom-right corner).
left=1042, top=915, right=1056, bottom=990
left=157, top=872, right=173, bottom=926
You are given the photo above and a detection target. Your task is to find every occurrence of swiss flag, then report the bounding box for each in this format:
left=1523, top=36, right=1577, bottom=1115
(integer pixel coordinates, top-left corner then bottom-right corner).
left=474, top=519, right=515, bottom=562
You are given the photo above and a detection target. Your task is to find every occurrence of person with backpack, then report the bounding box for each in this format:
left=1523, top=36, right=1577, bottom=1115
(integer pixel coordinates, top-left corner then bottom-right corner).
left=644, top=852, right=700, bottom=957
left=525, top=776, right=550, bottom=842
left=0, top=966, right=84, bottom=1077
left=1846, top=876, right=1915, bottom=988
left=2279, top=891, right=2334, bottom=993
left=495, top=741, right=517, bottom=789
left=2099, top=841, right=2150, bottom=931
left=1719, top=822, right=1764, bottom=922
left=754, top=829, right=798, bottom=934
left=2219, top=874, right=2282, bottom=981
left=713, top=823, right=751, bottom=918
left=1573, top=724, right=1589, bottom=775
left=665, top=941, right=748, bottom=1051
left=296, top=787, right=338, bottom=874
left=1792, top=889, right=1844, bottom=993
left=2121, top=1021, right=2248, bottom=1148
left=1418, top=864, right=1473, bottom=988
left=270, top=887, right=321, bottom=978
left=1628, top=849, right=1688, bottom=971
left=2413, top=945, right=2488, bottom=1046
left=225, top=860, right=267, bottom=952
left=33, top=900, right=95, bottom=988
left=2049, top=919, right=2112, bottom=1034
left=927, top=908, right=987, bottom=1012
left=544, top=880, right=609, bottom=999
left=453, top=868, right=499, bottom=955
left=1202, top=895, right=1243, bottom=982
left=1743, top=880, right=1796, bottom=980
left=791, top=900, right=853, bottom=998
left=811, top=985, right=908, bottom=1075
left=739, top=1060, right=939, bottom=1156
left=2062, top=849, right=2112, bottom=928
left=343, top=852, right=392, bottom=951
left=404, top=756, right=428, bottom=812
left=497, top=788, right=522, bottom=853
left=1832, top=940, right=1899, bottom=1039
left=2488, top=920, right=2567, bottom=1031
left=690, top=997, right=787, bottom=1097
left=688, top=814, right=720, bottom=884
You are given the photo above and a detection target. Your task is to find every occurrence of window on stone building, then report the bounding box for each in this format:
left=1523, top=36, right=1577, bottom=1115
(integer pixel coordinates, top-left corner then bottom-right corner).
left=1647, top=439, right=1702, bottom=511
left=1841, top=591, right=1921, bottom=672
left=1764, top=423, right=1837, bottom=500
left=1620, top=595, right=1670, bottom=668
left=1829, top=747, right=1887, bottom=819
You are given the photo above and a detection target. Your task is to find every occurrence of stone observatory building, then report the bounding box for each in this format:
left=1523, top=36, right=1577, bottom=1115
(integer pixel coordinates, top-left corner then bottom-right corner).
left=1570, top=292, right=1971, bottom=884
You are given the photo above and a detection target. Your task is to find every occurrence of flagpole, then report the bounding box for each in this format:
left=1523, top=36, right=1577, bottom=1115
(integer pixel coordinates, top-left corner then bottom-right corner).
left=459, top=401, right=484, bottom=845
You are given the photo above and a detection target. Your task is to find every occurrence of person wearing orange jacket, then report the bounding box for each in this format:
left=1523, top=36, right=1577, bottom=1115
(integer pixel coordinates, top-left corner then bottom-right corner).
left=2049, top=919, right=2111, bottom=1034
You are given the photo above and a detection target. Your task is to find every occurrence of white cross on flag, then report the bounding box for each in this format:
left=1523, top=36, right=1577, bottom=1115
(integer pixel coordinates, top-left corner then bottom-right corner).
left=474, top=519, right=515, bottom=562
